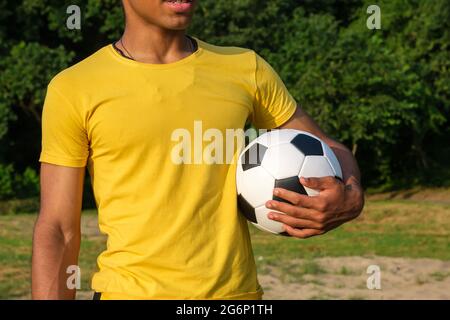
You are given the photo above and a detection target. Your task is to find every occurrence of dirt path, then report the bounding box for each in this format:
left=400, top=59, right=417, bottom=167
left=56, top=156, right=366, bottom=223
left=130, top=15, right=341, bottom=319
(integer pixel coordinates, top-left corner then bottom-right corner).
left=75, top=256, right=450, bottom=300
left=259, top=256, right=450, bottom=300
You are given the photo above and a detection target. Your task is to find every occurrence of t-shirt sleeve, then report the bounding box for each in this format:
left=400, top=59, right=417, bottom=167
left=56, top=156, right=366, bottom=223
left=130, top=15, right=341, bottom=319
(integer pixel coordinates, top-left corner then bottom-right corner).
left=251, top=53, right=297, bottom=129
left=39, top=82, right=89, bottom=167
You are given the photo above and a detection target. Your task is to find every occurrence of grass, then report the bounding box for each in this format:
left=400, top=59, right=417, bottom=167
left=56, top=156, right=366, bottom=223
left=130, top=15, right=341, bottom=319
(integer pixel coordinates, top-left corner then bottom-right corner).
left=0, top=211, right=102, bottom=299
left=250, top=199, right=450, bottom=273
left=348, top=295, right=366, bottom=300
left=338, top=266, right=356, bottom=275
left=309, top=292, right=337, bottom=300
left=299, top=260, right=327, bottom=275
left=270, top=259, right=327, bottom=284
left=0, top=194, right=449, bottom=298
left=430, top=271, right=450, bottom=282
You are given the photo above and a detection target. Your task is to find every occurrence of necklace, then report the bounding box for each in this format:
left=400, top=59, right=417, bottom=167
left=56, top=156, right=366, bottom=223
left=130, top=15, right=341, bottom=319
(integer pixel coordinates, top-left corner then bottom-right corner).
left=116, top=36, right=195, bottom=61
left=120, top=38, right=135, bottom=60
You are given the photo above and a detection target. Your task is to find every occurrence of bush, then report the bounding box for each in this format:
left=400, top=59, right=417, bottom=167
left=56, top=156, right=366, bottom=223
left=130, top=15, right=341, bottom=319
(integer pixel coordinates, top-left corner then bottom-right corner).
left=0, top=197, right=39, bottom=215
left=0, top=163, right=14, bottom=199
left=0, top=163, right=40, bottom=200
left=0, top=0, right=449, bottom=191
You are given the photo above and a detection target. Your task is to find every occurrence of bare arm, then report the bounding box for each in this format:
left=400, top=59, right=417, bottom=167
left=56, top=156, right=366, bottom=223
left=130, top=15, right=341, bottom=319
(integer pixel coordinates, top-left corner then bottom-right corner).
left=264, top=106, right=364, bottom=238
left=32, top=163, right=85, bottom=299
left=280, top=106, right=361, bottom=185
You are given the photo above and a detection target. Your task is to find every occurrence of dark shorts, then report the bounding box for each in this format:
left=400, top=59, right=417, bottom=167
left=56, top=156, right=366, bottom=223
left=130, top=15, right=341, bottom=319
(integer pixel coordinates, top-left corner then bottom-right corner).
left=93, top=292, right=102, bottom=300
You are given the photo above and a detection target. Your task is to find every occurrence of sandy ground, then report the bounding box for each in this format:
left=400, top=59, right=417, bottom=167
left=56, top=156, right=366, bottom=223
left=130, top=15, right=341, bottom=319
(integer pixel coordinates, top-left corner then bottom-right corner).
left=75, top=256, right=450, bottom=300
left=260, top=256, right=450, bottom=300
left=74, top=195, right=450, bottom=300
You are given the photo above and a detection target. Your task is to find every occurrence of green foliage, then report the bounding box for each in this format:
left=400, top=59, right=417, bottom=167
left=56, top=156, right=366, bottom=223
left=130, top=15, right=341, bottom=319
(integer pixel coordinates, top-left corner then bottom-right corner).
left=0, top=42, right=75, bottom=126
left=0, top=0, right=449, bottom=199
left=264, top=1, right=450, bottom=186
left=0, top=164, right=40, bottom=200
left=0, top=164, right=15, bottom=199
left=15, top=167, right=40, bottom=198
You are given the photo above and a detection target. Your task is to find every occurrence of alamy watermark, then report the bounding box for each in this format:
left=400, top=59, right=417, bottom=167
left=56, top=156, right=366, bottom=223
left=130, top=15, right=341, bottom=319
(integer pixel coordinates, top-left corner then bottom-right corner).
left=66, top=265, right=81, bottom=290
left=366, top=264, right=382, bottom=290
left=66, top=5, right=81, bottom=30
left=367, top=5, right=381, bottom=30
left=171, top=121, right=269, bottom=165
left=66, top=4, right=382, bottom=31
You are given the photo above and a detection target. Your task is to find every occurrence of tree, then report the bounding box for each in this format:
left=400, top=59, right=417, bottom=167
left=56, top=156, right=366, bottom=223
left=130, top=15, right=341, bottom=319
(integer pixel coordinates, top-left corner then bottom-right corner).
left=0, top=0, right=449, bottom=201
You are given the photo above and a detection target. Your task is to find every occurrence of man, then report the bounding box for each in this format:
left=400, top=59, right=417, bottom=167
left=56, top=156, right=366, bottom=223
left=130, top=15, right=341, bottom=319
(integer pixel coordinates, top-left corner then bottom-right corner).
left=32, top=0, right=364, bottom=300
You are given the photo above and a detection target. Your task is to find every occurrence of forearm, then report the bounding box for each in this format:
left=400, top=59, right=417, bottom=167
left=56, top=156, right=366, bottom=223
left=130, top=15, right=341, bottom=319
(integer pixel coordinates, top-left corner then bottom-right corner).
left=324, top=138, right=364, bottom=216
left=32, top=216, right=81, bottom=300
left=325, top=139, right=360, bottom=185
left=281, top=107, right=361, bottom=183
left=280, top=106, right=364, bottom=216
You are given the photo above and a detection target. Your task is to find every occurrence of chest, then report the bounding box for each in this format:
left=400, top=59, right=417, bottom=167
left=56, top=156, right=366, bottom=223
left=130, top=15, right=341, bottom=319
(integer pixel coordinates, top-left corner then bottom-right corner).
left=85, top=69, right=252, bottom=156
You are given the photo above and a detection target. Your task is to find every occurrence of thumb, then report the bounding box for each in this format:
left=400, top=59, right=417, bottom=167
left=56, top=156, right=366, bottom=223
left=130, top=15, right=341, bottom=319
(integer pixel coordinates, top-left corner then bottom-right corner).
left=300, top=176, right=335, bottom=190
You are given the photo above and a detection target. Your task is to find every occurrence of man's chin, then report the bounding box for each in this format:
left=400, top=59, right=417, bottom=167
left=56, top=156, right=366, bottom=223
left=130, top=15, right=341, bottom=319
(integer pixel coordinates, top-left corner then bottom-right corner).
left=163, top=16, right=193, bottom=31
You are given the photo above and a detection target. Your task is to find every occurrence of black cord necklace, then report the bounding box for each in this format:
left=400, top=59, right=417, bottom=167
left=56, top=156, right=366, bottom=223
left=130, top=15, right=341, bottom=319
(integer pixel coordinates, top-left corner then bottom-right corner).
left=120, top=38, right=135, bottom=60
left=113, top=36, right=196, bottom=61
left=112, top=41, right=133, bottom=60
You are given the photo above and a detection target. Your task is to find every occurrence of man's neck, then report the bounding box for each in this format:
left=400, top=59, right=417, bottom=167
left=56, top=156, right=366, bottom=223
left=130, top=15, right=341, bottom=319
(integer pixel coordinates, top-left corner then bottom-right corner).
left=118, top=23, right=193, bottom=64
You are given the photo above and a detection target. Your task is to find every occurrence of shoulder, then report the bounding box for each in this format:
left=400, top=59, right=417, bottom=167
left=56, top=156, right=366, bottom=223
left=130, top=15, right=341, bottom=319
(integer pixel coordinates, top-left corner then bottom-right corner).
left=196, top=38, right=254, bottom=55
left=48, top=45, right=112, bottom=91
left=196, top=38, right=257, bottom=62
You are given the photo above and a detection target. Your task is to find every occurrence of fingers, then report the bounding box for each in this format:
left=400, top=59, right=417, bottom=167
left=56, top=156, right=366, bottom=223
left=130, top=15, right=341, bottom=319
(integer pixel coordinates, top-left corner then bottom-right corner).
left=300, top=176, right=339, bottom=191
left=273, top=188, right=315, bottom=207
left=266, top=199, right=322, bottom=222
left=282, top=221, right=343, bottom=239
left=267, top=176, right=348, bottom=240
left=267, top=211, right=323, bottom=229
left=273, top=176, right=343, bottom=211
left=282, top=224, right=324, bottom=238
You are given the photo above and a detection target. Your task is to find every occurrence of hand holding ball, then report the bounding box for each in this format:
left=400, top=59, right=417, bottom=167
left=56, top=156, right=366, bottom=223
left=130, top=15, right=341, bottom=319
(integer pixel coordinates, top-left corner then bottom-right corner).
left=236, top=129, right=343, bottom=235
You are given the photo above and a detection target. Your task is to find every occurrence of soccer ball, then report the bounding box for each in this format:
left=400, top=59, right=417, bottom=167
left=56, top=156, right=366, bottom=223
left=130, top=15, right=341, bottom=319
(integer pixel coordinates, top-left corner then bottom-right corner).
left=236, top=129, right=342, bottom=235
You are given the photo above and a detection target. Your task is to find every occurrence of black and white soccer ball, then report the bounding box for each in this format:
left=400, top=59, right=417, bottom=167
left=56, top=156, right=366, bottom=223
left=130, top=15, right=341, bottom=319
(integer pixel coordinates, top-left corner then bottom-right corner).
left=236, top=129, right=343, bottom=235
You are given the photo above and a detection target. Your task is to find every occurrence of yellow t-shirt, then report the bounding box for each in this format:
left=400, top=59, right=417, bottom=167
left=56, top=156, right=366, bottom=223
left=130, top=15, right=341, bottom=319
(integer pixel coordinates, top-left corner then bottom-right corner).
left=39, top=38, right=297, bottom=299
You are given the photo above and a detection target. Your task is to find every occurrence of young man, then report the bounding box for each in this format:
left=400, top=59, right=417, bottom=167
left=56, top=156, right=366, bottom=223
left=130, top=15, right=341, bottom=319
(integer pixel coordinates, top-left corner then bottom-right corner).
left=32, top=0, right=364, bottom=300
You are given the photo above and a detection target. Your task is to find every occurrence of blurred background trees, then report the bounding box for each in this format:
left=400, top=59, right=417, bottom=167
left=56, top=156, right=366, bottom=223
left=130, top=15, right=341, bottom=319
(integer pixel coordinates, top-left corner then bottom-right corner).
left=0, top=0, right=449, bottom=207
